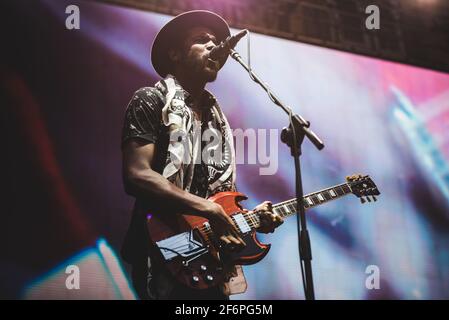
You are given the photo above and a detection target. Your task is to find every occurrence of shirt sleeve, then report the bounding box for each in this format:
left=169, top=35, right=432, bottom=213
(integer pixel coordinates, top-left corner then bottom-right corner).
left=121, top=87, right=164, bottom=146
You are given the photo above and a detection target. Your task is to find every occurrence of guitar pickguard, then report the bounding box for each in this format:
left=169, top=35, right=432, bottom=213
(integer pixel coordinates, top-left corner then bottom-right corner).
left=156, top=230, right=205, bottom=261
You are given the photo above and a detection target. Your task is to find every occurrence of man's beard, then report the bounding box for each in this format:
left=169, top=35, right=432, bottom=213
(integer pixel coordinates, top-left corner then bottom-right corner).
left=184, top=53, right=218, bottom=82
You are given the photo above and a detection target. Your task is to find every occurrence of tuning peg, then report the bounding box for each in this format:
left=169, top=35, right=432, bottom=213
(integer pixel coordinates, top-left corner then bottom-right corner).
left=360, top=197, right=366, bottom=204
left=372, top=196, right=377, bottom=201
left=366, top=196, right=372, bottom=202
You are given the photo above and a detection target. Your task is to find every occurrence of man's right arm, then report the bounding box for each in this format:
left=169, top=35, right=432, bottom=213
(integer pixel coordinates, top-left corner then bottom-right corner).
left=122, top=138, right=215, bottom=217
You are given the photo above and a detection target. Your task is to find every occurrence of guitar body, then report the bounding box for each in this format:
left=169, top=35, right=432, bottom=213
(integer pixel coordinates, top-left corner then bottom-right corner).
left=146, top=191, right=270, bottom=290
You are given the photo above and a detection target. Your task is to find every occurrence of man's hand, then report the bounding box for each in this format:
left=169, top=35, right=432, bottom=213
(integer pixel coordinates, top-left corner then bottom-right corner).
left=203, top=201, right=246, bottom=251
left=253, top=201, right=283, bottom=234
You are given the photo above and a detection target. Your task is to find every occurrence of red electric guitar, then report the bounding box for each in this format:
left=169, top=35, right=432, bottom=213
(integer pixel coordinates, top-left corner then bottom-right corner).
left=146, top=174, right=380, bottom=289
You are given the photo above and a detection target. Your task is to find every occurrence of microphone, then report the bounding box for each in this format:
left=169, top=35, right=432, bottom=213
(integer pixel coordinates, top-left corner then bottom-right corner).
left=209, top=29, right=248, bottom=61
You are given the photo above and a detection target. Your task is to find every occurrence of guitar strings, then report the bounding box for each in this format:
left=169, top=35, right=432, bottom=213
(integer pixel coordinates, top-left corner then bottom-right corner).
left=198, top=205, right=290, bottom=242
left=197, top=206, right=293, bottom=235
left=197, top=210, right=264, bottom=241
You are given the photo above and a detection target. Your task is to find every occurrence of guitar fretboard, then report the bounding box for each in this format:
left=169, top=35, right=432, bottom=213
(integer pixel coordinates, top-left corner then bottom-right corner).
left=275, top=182, right=352, bottom=216
left=242, top=182, right=353, bottom=230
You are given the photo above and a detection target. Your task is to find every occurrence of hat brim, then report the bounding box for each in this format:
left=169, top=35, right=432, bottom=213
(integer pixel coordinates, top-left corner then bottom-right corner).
left=151, top=10, right=231, bottom=78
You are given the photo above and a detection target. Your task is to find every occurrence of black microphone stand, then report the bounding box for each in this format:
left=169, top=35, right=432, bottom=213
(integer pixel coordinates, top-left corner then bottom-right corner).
left=230, top=49, right=324, bottom=300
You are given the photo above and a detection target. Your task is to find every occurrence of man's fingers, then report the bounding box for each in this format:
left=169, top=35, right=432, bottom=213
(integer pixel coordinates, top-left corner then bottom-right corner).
left=225, top=216, right=240, bottom=234
left=220, top=235, right=231, bottom=244
left=257, top=211, right=284, bottom=234
left=263, top=212, right=283, bottom=223
left=236, top=234, right=246, bottom=246
left=228, top=231, right=246, bottom=246
left=275, top=214, right=284, bottom=225
left=260, top=211, right=273, bottom=224
left=272, top=213, right=283, bottom=223
left=254, top=200, right=272, bottom=212
left=220, top=234, right=246, bottom=251
left=227, top=235, right=243, bottom=246
left=224, top=217, right=244, bottom=244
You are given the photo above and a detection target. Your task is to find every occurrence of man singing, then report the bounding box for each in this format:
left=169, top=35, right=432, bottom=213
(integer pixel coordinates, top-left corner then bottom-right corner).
left=121, top=10, right=283, bottom=300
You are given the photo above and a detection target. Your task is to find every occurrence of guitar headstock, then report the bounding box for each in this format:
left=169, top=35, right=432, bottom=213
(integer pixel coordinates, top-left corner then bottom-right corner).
left=346, top=174, right=380, bottom=204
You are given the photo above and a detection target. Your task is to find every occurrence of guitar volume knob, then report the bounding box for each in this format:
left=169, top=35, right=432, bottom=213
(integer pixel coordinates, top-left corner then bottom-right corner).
left=192, top=276, right=200, bottom=284
left=205, top=275, right=214, bottom=282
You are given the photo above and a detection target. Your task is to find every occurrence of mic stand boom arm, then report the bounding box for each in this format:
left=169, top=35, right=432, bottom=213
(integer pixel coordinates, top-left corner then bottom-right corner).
left=230, top=49, right=324, bottom=300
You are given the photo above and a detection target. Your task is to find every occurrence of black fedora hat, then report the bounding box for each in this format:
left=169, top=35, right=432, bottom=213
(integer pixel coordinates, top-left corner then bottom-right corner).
left=151, top=10, right=231, bottom=77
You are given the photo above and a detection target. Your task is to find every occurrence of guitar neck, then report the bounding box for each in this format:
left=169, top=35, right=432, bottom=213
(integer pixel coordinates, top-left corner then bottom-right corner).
left=275, top=182, right=352, bottom=216
left=244, top=182, right=353, bottom=229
